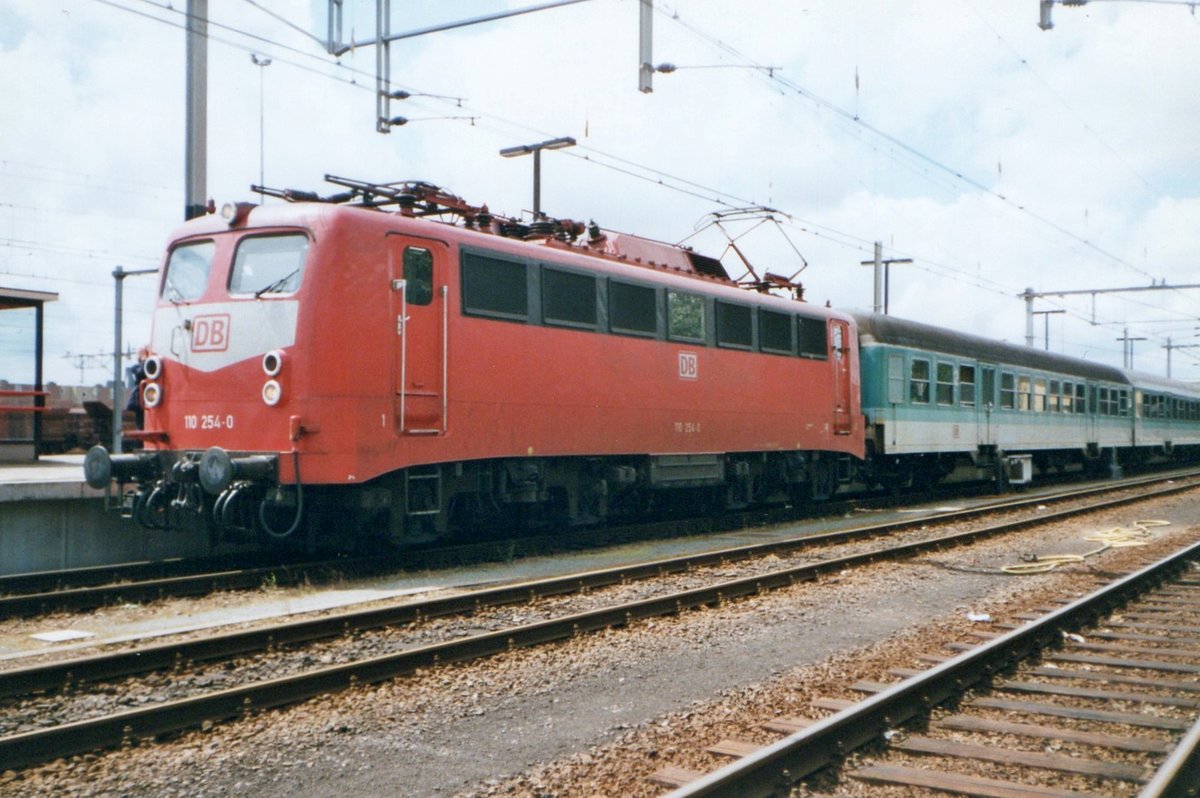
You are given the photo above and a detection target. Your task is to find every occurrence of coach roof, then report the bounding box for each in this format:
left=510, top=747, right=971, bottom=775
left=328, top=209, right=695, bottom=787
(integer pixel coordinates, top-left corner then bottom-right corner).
left=851, top=312, right=1129, bottom=385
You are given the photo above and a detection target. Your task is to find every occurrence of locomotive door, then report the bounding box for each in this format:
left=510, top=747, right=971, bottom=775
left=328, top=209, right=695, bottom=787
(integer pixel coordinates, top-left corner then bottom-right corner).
left=390, top=236, right=449, bottom=434
left=830, top=320, right=853, bottom=435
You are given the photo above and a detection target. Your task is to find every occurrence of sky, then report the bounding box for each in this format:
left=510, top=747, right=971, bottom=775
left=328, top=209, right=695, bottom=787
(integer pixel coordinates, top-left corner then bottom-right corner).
left=2, top=0, right=1199, bottom=387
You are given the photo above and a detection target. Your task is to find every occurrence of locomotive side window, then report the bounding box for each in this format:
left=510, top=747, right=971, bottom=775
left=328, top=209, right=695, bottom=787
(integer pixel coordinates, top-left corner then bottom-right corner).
left=667, top=291, right=705, bottom=342
left=959, top=365, right=976, bottom=407
left=403, top=247, right=434, bottom=306
left=229, top=234, right=308, bottom=296
left=910, top=359, right=930, bottom=404
left=609, top=281, right=657, bottom=337
left=935, top=362, right=954, bottom=406
left=542, top=267, right=597, bottom=329
left=715, top=301, right=753, bottom=349
left=797, top=316, right=828, bottom=360
left=758, top=309, right=793, bottom=355
left=162, top=240, right=214, bottom=302
left=462, top=252, right=528, bottom=321
left=1000, top=373, right=1016, bottom=410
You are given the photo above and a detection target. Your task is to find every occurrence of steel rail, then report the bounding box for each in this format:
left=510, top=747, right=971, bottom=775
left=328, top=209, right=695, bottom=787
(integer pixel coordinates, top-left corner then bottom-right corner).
left=1139, top=714, right=1200, bottom=798
left=1, top=474, right=1194, bottom=702
left=0, top=561, right=343, bottom=619
left=664, top=540, right=1200, bottom=798
left=0, top=551, right=360, bottom=598
left=0, top=478, right=1197, bottom=770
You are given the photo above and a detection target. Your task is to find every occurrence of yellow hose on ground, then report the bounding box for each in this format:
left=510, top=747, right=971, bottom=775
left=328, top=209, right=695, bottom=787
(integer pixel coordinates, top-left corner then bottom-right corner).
left=1001, top=519, right=1170, bottom=575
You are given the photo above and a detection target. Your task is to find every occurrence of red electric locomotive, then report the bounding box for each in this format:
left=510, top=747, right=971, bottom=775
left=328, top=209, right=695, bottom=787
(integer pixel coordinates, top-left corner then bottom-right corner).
left=84, top=178, right=863, bottom=547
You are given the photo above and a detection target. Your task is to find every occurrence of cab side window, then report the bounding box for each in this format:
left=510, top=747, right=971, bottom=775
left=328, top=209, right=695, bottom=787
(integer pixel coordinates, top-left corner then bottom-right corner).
left=403, top=247, right=433, bottom=306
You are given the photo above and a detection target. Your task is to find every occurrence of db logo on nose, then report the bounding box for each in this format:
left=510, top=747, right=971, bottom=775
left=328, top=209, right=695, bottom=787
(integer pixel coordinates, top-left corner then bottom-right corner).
left=191, top=314, right=231, bottom=352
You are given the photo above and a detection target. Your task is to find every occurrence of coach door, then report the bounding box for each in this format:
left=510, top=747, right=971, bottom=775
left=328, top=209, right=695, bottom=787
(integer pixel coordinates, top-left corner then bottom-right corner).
left=977, top=365, right=997, bottom=449
left=390, top=236, right=449, bottom=434
left=831, top=320, right=853, bottom=435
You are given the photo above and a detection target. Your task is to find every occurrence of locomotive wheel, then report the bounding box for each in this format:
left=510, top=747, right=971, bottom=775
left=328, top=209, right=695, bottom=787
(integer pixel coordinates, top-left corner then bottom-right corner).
left=809, top=456, right=838, bottom=502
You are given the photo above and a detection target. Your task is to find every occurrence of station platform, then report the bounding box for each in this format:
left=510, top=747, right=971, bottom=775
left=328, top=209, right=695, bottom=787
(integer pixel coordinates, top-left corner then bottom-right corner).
left=0, top=454, right=212, bottom=576
left=0, top=454, right=99, bottom=502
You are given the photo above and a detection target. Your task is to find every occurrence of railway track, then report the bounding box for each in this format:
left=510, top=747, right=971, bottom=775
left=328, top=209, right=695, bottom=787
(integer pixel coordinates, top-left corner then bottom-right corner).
left=3, top=468, right=1196, bottom=621
left=651, top=540, right=1200, bottom=797
left=0, top=553, right=377, bottom=619
left=0, top=471, right=1197, bottom=774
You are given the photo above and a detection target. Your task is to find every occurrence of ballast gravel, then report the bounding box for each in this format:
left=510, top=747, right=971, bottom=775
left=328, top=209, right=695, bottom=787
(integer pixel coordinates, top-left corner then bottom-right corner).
left=2, top=488, right=1199, bottom=797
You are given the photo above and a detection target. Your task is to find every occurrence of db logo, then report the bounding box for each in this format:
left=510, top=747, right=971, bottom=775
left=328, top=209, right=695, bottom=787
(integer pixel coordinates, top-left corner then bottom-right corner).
left=191, top=314, right=231, bottom=352
left=678, top=351, right=698, bottom=380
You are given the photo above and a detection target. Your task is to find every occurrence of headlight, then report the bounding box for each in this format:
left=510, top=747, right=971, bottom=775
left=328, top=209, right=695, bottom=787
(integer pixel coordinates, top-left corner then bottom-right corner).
left=143, top=355, right=163, bottom=380
left=262, top=349, right=283, bottom=377
left=143, top=382, right=162, bottom=408
left=262, top=379, right=282, bottom=406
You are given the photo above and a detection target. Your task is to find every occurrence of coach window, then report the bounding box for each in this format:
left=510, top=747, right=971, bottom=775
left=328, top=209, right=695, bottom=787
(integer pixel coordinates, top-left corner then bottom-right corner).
left=1000, top=373, right=1016, bottom=410
left=910, top=359, right=931, bottom=404
left=402, top=248, right=433, bottom=306
left=887, top=353, right=905, bottom=404
left=1120, top=390, right=1130, bottom=417
left=1033, top=378, right=1047, bottom=412
left=1075, top=383, right=1086, bottom=414
left=715, top=301, right=753, bottom=349
left=759, top=309, right=793, bottom=355
left=609, top=281, right=657, bottom=337
left=1017, top=375, right=1032, bottom=411
left=1061, top=382, right=1073, bottom=413
left=936, top=362, right=954, bottom=406
left=229, top=234, right=308, bottom=296
left=1098, top=387, right=1110, bottom=416
left=959, top=365, right=976, bottom=407
left=667, top=291, right=706, bottom=342
left=1048, top=380, right=1060, bottom=412
left=542, top=267, right=597, bottom=330
left=162, top=240, right=215, bottom=302
left=797, top=316, right=828, bottom=359
left=462, top=252, right=528, bottom=321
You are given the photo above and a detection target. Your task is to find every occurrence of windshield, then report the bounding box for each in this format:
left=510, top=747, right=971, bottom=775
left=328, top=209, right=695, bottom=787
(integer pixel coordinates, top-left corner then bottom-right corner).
left=162, top=241, right=215, bottom=302
left=229, top=234, right=309, bottom=296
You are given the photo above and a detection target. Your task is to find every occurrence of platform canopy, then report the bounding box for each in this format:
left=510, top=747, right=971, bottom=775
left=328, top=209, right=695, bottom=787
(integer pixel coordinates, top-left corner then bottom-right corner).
left=0, top=287, right=59, bottom=310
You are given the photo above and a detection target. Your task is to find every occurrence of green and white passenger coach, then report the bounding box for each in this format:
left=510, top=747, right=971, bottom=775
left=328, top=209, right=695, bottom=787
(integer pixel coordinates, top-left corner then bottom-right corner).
left=852, top=313, right=1200, bottom=489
